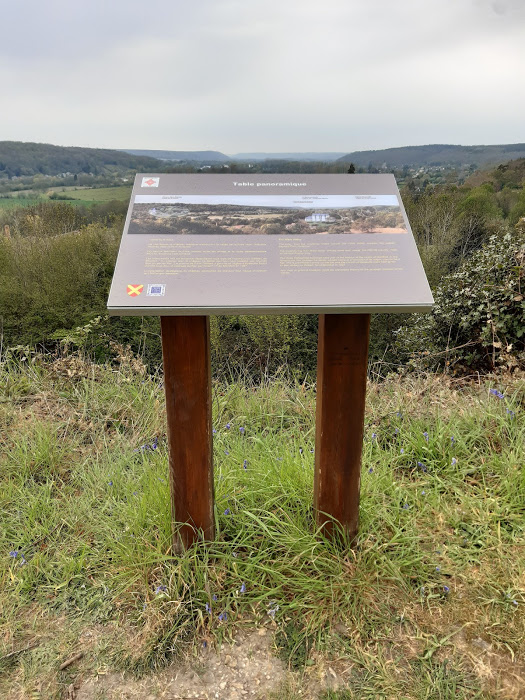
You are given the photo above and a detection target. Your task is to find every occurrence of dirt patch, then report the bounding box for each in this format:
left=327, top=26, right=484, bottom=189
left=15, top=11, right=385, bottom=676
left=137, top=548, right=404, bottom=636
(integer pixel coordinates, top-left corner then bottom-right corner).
left=76, top=628, right=287, bottom=700
left=454, top=629, right=525, bottom=699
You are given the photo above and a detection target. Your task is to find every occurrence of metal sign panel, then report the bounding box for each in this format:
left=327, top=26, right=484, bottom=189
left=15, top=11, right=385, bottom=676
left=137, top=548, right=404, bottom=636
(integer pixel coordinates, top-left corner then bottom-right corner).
left=107, top=173, right=433, bottom=315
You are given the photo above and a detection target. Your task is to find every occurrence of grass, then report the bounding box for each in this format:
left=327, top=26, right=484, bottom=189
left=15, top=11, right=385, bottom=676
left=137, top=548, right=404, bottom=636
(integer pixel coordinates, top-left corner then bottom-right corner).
left=0, top=197, right=44, bottom=209
left=0, top=349, right=524, bottom=698
left=54, top=185, right=132, bottom=203
left=0, top=185, right=132, bottom=209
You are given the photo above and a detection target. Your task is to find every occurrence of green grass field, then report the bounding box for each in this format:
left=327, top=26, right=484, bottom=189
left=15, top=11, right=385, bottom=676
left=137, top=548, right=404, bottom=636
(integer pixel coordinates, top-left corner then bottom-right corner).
left=0, top=185, right=132, bottom=209
left=0, top=197, right=44, bottom=209
left=59, top=185, right=132, bottom=202
left=0, top=350, right=524, bottom=698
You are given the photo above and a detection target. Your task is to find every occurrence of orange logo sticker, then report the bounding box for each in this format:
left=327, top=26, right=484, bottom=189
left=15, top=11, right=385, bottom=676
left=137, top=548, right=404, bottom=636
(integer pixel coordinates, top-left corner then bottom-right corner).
left=127, top=284, right=144, bottom=297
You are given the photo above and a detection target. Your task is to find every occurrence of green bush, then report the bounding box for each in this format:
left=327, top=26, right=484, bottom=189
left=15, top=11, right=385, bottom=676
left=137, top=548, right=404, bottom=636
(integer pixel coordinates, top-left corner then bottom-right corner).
left=0, top=201, right=87, bottom=238
left=396, top=222, right=525, bottom=372
left=210, top=314, right=318, bottom=380
left=0, top=222, right=121, bottom=347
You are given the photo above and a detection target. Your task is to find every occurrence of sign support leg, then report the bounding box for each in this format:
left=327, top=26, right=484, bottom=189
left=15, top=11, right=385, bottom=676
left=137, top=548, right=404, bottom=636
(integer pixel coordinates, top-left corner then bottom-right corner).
left=160, top=316, right=215, bottom=552
left=314, top=313, right=370, bottom=542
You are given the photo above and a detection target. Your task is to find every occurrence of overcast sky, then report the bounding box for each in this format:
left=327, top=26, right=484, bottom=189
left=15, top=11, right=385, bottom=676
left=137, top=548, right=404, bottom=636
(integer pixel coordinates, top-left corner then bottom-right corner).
left=1, top=0, right=524, bottom=154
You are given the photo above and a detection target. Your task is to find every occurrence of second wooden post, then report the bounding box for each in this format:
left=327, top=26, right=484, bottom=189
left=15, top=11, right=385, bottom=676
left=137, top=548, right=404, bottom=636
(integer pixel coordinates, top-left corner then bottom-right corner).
left=314, top=313, right=370, bottom=542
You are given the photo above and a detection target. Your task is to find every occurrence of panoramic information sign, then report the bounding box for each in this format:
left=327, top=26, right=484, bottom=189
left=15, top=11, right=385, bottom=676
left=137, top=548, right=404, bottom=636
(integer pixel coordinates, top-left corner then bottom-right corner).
left=107, top=174, right=434, bottom=315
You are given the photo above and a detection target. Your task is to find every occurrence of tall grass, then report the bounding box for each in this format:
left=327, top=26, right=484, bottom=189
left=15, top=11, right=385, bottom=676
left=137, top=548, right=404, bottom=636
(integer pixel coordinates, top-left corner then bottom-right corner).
left=0, top=352, right=524, bottom=698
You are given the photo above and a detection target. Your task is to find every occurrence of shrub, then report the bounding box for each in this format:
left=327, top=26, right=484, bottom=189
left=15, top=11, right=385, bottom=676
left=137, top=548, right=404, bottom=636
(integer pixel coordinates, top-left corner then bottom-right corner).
left=396, top=222, right=525, bottom=372
left=0, top=222, right=121, bottom=347
left=210, top=314, right=318, bottom=380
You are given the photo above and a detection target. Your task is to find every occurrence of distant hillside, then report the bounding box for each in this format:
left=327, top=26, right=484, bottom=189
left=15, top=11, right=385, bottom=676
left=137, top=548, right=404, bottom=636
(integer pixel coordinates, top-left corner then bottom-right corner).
left=337, top=143, right=525, bottom=168
left=465, top=158, right=525, bottom=189
left=0, top=142, right=163, bottom=178
left=230, top=152, right=347, bottom=161
left=122, top=149, right=230, bottom=163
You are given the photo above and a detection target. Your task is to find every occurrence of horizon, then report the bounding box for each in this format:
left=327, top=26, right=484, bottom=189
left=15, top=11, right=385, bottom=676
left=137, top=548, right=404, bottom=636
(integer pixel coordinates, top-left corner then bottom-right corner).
left=3, top=139, right=525, bottom=157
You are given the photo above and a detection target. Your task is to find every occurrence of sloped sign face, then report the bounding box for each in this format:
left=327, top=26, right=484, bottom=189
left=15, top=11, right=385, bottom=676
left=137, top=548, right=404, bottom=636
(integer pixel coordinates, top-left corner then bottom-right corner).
left=107, top=173, right=433, bottom=315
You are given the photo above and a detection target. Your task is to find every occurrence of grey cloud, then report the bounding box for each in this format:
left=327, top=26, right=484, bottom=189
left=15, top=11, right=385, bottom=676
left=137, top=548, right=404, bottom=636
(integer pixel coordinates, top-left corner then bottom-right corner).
left=492, top=1, right=507, bottom=14
left=1, top=0, right=524, bottom=152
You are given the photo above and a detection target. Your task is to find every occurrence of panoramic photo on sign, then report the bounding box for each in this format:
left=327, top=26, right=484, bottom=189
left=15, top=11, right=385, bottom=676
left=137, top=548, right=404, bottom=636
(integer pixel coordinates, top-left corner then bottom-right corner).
left=107, top=174, right=434, bottom=315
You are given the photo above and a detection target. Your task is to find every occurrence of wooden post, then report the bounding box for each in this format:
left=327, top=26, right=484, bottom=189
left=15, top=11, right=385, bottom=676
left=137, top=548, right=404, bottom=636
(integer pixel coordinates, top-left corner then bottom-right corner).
left=160, top=316, right=215, bottom=552
left=314, top=313, right=370, bottom=542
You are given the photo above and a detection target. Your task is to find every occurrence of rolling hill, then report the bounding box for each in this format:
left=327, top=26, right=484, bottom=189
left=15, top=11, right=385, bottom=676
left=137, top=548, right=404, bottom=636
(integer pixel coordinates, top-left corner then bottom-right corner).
left=0, top=142, right=164, bottom=178
left=337, top=143, right=525, bottom=168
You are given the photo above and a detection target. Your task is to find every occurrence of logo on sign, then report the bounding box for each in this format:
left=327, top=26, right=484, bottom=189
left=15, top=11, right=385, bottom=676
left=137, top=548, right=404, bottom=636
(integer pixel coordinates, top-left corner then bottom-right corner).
left=141, top=177, right=159, bottom=188
left=127, top=284, right=144, bottom=297
left=147, top=284, right=166, bottom=297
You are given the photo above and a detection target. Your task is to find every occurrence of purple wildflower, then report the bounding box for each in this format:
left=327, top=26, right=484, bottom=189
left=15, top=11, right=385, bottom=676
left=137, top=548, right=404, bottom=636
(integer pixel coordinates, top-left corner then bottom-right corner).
left=243, top=459, right=248, bottom=470
left=108, top=481, right=113, bottom=486
left=400, top=448, right=404, bottom=454
left=205, top=603, right=211, bottom=613
left=134, top=437, right=158, bottom=453
left=268, top=601, right=279, bottom=619
left=239, top=583, right=246, bottom=594
left=226, top=423, right=231, bottom=429
left=489, top=389, right=504, bottom=399
left=224, top=508, right=231, bottom=515
left=155, top=585, right=167, bottom=594
left=451, top=458, right=457, bottom=466
left=218, top=612, right=228, bottom=622
left=239, top=427, right=245, bottom=434
left=443, top=586, right=450, bottom=594
left=423, top=432, right=429, bottom=442
left=212, top=595, right=218, bottom=601
left=368, top=467, right=373, bottom=474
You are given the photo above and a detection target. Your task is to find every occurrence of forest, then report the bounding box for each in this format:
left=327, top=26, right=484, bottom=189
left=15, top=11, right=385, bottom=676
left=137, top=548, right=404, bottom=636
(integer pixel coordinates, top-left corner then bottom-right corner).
left=0, top=141, right=163, bottom=179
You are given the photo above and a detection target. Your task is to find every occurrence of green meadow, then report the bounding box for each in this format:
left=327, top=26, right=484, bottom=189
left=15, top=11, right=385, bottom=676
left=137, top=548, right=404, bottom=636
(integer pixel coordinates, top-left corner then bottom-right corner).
left=59, top=185, right=132, bottom=203
left=1, top=350, right=523, bottom=699
left=0, top=197, right=44, bottom=209
left=0, top=185, right=131, bottom=210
